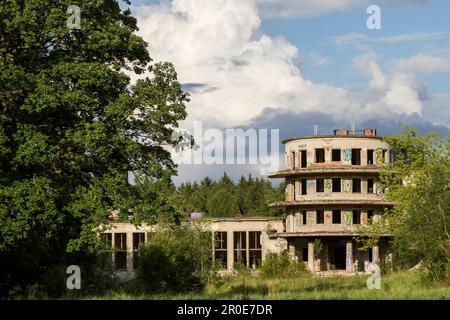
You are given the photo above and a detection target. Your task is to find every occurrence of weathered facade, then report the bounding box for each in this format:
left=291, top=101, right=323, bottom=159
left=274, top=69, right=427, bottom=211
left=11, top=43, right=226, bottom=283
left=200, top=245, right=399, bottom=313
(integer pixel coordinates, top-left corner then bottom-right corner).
left=268, top=128, right=392, bottom=273
left=104, top=217, right=285, bottom=280
left=106, top=128, right=392, bottom=278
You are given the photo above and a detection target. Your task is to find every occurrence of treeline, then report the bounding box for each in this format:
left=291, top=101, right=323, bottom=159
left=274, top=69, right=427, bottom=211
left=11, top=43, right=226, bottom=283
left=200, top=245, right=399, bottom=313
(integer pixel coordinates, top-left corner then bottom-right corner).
left=173, top=173, right=285, bottom=217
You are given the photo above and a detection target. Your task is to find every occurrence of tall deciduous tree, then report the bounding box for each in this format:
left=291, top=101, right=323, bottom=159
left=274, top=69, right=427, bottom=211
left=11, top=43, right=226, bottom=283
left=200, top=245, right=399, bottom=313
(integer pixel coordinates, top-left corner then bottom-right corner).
left=0, top=0, right=188, bottom=295
left=358, top=126, right=449, bottom=281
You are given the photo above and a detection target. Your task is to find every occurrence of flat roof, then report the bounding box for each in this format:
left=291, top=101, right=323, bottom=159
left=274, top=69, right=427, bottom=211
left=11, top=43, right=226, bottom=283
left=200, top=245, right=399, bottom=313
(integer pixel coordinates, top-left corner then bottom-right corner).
left=268, top=165, right=381, bottom=178
left=271, top=232, right=392, bottom=238
left=269, top=199, right=393, bottom=207
left=282, top=135, right=384, bottom=144
left=206, top=216, right=283, bottom=222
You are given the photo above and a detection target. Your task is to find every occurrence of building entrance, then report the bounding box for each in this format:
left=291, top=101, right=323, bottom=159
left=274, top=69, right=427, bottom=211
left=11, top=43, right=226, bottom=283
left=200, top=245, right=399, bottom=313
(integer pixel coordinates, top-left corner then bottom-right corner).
left=330, top=246, right=346, bottom=270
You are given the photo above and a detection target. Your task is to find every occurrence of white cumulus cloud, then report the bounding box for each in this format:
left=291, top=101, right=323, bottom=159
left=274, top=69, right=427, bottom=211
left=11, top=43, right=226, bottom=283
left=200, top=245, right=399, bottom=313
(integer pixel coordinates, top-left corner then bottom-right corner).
left=388, top=54, right=450, bottom=74
left=131, top=0, right=433, bottom=129
left=254, top=0, right=366, bottom=18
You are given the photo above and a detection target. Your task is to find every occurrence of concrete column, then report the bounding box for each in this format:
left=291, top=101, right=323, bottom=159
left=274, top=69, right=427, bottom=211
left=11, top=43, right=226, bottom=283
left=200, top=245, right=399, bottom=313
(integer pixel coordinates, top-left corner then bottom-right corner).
left=246, top=231, right=250, bottom=268
left=126, top=232, right=133, bottom=272
left=227, top=231, right=234, bottom=271
left=364, top=249, right=370, bottom=271
left=362, top=148, right=368, bottom=165
left=361, top=210, right=368, bottom=225
left=111, top=232, right=115, bottom=267
left=211, top=231, right=215, bottom=264
left=307, top=241, right=314, bottom=272
left=288, top=240, right=296, bottom=261
left=346, top=241, right=353, bottom=272
left=325, top=147, right=331, bottom=162
left=373, top=245, right=380, bottom=264
left=294, top=211, right=301, bottom=232
left=362, top=178, right=368, bottom=194
left=325, top=245, right=330, bottom=271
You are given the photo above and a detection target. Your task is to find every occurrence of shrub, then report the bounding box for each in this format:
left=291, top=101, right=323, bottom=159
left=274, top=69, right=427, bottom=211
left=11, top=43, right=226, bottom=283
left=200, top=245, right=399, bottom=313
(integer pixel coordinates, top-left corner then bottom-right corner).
left=135, top=223, right=213, bottom=292
left=260, top=250, right=308, bottom=277
left=5, top=251, right=118, bottom=299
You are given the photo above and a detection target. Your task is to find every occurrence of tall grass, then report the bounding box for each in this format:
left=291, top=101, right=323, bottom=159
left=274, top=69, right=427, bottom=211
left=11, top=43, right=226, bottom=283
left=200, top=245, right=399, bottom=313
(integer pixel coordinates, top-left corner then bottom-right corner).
left=85, top=271, right=449, bottom=300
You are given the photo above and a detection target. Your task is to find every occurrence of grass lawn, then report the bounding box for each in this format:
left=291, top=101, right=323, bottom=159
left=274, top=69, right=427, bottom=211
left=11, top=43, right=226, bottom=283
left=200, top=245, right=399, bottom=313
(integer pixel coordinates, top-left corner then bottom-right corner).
left=86, top=271, right=449, bottom=300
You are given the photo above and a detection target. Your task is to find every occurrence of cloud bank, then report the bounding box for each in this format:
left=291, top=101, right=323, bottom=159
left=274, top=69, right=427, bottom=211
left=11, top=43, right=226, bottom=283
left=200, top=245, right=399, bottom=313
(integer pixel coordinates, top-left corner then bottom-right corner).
left=129, top=0, right=448, bottom=183
left=132, top=0, right=446, bottom=131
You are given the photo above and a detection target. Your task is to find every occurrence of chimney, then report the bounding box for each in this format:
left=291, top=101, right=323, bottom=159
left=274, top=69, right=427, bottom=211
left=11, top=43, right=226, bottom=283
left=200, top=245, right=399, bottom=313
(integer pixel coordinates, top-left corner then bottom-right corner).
left=363, top=128, right=377, bottom=136
left=333, top=129, right=348, bottom=136
left=314, top=124, right=318, bottom=136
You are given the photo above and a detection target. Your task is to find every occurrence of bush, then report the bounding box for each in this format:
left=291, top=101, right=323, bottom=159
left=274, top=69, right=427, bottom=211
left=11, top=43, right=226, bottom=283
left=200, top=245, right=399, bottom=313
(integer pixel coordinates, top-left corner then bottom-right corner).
left=135, top=223, right=213, bottom=292
left=260, top=250, right=308, bottom=277
left=5, top=251, right=118, bottom=299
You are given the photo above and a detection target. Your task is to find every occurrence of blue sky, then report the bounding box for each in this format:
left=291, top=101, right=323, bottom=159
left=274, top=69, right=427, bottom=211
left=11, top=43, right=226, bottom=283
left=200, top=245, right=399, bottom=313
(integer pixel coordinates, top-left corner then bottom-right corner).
left=262, top=2, right=450, bottom=91
left=124, top=0, right=450, bottom=184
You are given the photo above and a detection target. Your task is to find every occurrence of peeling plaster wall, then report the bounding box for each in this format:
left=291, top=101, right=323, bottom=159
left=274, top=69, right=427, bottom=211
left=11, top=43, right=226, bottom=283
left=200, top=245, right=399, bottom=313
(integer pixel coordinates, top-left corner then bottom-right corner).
left=284, top=136, right=391, bottom=169
left=106, top=217, right=286, bottom=277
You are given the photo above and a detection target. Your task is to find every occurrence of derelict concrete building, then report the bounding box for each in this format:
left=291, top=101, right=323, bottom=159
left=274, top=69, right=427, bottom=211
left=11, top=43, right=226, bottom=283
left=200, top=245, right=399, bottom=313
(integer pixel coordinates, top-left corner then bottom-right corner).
left=267, top=128, right=392, bottom=272
left=106, top=128, right=392, bottom=279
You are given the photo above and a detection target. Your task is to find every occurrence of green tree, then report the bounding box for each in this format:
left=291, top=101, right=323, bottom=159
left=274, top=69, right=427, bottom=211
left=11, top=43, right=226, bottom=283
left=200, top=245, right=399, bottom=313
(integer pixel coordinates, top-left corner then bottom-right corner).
left=0, top=0, right=188, bottom=295
left=135, top=223, right=212, bottom=292
left=357, top=126, right=449, bottom=282
left=206, top=189, right=239, bottom=217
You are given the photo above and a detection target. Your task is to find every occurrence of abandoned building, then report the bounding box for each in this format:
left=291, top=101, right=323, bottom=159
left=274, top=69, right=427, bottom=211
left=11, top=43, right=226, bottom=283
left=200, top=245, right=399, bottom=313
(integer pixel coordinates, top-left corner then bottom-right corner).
left=106, top=128, right=392, bottom=279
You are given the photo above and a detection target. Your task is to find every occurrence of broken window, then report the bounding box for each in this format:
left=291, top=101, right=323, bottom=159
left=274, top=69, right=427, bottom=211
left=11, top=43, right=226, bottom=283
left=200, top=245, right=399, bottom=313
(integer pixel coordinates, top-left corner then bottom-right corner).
left=367, top=178, right=374, bottom=193
left=302, top=248, right=308, bottom=262
left=214, top=232, right=227, bottom=269
left=332, top=178, right=341, bottom=192
left=332, top=149, right=341, bottom=161
left=233, top=232, right=247, bottom=266
left=104, top=233, right=112, bottom=249
left=104, top=233, right=113, bottom=265
left=352, top=210, right=361, bottom=224
left=352, top=178, right=361, bottom=193
left=249, top=231, right=262, bottom=268
left=332, top=210, right=341, bottom=224
left=315, top=148, right=325, bottom=163
left=302, top=210, right=307, bottom=225
left=114, top=233, right=127, bottom=270
left=301, top=179, right=307, bottom=195
left=290, top=151, right=295, bottom=169
left=389, top=150, right=395, bottom=163
left=292, top=181, right=296, bottom=201
left=316, top=178, right=324, bottom=193
left=367, top=149, right=374, bottom=165
left=301, top=150, right=307, bottom=168
left=132, top=232, right=145, bottom=269
left=316, top=210, right=324, bottom=224
left=351, top=149, right=361, bottom=165
left=367, top=210, right=374, bottom=224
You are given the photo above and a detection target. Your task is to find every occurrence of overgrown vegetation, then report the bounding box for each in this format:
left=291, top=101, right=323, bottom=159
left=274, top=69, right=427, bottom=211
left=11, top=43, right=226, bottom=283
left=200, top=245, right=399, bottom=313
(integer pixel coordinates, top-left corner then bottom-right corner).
left=0, top=0, right=188, bottom=297
left=87, top=271, right=449, bottom=300
left=174, top=173, right=285, bottom=217
left=260, top=250, right=308, bottom=277
left=357, top=125, right=450, bottom=282
left=132, top=223, right=213, bottom=293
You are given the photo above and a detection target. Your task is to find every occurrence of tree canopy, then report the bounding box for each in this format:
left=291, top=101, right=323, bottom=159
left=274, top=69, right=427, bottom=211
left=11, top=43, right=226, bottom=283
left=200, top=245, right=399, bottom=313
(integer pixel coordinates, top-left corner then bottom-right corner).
left=174, top=173, right=285, bottom=217
left=0, top=0, right=188, bottom=296
left=357, top=126, right=450, bottom=281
